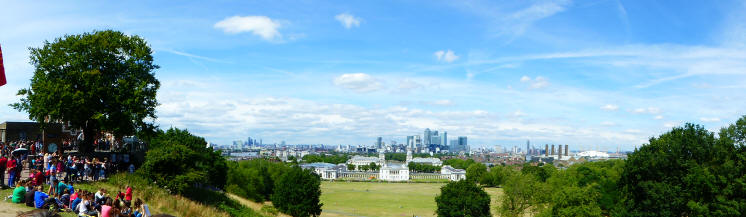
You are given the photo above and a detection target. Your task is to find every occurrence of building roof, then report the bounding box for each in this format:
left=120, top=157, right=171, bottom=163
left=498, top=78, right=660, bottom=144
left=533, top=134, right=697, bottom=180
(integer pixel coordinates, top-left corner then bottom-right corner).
left=576, top=151, right=610, bottom=158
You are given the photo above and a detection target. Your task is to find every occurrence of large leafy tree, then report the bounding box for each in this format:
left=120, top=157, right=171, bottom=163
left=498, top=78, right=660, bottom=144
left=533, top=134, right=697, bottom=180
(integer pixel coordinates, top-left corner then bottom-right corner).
left=435, top=180, right=491, bottom=217
left=12, top=30, right=159, bottom=154
left=618, top=122, right=745, bottom=216
left=466, top=163, right=487, bottom=184
left=271, top=166, right=323, bottom=217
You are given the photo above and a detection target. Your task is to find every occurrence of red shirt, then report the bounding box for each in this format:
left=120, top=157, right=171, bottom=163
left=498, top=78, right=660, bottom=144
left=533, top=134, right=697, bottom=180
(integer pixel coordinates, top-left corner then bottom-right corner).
left=0, top=157, right=6, bottom=169
left=6, top=158, right=15, bottom=169
left=125, top=187, right=132, bottom=201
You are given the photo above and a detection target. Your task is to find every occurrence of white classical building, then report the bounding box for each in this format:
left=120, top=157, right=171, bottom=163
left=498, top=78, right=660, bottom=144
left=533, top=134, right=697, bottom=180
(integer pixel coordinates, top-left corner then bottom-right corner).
left=377, top=151, right=411, bottom=181
left=440, top=165, right=466, bottom=181
left=346, top=155, right=380, bottom=170
left=300, top=162, right=346, bottom=180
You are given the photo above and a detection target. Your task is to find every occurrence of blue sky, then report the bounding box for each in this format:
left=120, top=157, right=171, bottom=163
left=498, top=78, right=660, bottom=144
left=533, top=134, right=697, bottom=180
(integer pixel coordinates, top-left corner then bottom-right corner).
left=2, top=0, right=746, bottom=151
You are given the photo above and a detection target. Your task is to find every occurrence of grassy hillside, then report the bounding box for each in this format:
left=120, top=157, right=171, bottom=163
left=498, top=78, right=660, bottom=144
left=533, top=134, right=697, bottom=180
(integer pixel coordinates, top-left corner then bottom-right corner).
left=2, top=173, right=274, bottom=217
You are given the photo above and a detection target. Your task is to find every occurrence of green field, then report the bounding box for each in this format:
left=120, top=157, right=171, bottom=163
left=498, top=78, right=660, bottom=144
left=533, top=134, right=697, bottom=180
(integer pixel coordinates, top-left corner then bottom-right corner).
left=319, top=181, right=503, bottom=217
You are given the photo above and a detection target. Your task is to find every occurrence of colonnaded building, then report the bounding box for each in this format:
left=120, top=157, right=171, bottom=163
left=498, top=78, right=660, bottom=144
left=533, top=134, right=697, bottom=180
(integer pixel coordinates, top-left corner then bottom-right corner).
left=301, top=148, right=465, bottom=182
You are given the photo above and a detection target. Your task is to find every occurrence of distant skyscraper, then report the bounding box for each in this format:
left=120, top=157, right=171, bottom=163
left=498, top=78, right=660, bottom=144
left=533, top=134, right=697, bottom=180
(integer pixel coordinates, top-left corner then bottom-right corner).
left=526, top=140, right=530, bottom=155
left=424, top=128, right=432, bottom=145
left=376, top=137, right=383, bottom=148
left=545, top=144, right=549, bottom=156
left=442, top=131, right=447, bottom=146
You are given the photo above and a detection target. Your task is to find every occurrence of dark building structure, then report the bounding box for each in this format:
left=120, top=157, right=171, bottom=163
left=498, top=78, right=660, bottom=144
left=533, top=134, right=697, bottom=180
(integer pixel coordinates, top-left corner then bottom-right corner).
left=0, top=121, right=63, bottom=144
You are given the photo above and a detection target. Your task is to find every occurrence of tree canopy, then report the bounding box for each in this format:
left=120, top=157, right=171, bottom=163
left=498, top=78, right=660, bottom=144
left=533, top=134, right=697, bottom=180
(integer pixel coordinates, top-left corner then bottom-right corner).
left=12, top=30, right=159, bottom=153
left=271, top=166, right=323, bottom=217
left=138, top=128, right=227, bottom=194
left=618, top=120, right=746, bottom=216
left=435, top=180, right=491, bottom=217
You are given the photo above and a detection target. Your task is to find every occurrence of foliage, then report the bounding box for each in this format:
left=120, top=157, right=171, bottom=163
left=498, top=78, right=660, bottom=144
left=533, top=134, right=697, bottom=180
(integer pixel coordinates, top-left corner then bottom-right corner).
left=138, top=128, right=228, bottom=194
left=466, top=163, right=487, bottom=184
left=443, top=158, right=476, bottom=169
left=548, top=185, right=603, bottom=217
left=271, top=166, right=323, bottom=217
left=521, top=163, right=556, bottom=182
left=618, top=121, right=746, bottom=216
left=226, top=159, right=289, bottom=202
left=408, top=162, right=441, bottom=173
left=480, top=165, right=513, bottom=187
left=435, top=180, right=491, bottom=217
left=346, top=164, right=355, bottom=171
left=12, top=30, right=159, bottom=154
left=104, top=173, right=262, bottom=217
left=500, top=173, right=550, bottom=217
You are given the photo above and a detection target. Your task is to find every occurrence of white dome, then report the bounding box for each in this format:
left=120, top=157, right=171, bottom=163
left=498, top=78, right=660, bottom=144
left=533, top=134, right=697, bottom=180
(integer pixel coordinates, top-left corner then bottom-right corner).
left=576, top=151, right=610, bottom=158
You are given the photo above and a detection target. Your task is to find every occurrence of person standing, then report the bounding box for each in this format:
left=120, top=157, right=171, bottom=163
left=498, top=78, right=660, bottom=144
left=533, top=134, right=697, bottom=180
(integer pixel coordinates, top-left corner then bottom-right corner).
left=7, top=156, right=17, bottom=187
left=0, top=154, right=7, bottom=188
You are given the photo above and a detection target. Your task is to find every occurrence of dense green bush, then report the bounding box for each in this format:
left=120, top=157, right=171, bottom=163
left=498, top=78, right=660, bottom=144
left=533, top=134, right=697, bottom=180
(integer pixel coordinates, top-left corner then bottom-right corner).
left=226, top=159, right=289, bottom=202
left=435, top=180, right=491, bottom=217
left=271, top=166, right=323, bottom=217
left=617, top=119, right=746, bottom=216
left=138, top=128, right=228, bottom=194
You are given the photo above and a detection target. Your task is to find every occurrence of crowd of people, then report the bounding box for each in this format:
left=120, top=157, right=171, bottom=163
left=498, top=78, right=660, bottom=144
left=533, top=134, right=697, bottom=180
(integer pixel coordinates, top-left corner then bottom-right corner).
left=3, top=139, right=146, bottom=217
left=7, top=178, right=151, bottom=217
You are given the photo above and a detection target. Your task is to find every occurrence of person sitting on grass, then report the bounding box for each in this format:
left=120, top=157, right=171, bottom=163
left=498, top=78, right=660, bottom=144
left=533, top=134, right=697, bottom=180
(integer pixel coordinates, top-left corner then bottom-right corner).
left=11, top=180, right=26, bottom=203
left=120, top=200, right=133, bottom=217
left=34, top=185, right=49, bottom=209
left=79, top=192, right=98, bottom=217
left=24, top=181, right=37, bottom=207
left=60, top=188, right=71, bottom=209
left=133, top=198, right=150, bottom=217
left=100, top=198, right=113, bottom=217
left=71, top=190, right=84, bottom=214
left=57, top=179, right=68, bottom=197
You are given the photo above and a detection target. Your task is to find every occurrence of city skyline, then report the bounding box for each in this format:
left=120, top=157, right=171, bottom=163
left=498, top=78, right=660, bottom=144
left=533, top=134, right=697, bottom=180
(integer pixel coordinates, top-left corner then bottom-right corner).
left=2, top=1, right=746, bottom=151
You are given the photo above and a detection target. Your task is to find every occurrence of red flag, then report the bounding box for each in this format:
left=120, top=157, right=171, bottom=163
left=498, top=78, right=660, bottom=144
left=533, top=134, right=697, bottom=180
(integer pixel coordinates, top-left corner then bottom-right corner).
left=0, top=44, right=6, bottom=86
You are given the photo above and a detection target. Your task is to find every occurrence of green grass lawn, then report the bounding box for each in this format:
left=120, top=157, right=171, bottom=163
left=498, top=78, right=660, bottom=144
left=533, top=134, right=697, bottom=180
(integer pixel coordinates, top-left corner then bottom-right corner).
left=319, top=181, right=503, bottom=217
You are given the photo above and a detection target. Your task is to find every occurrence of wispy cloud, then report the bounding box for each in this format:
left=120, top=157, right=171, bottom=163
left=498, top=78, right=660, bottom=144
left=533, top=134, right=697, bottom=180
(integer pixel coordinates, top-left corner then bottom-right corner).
left=335, top=13, right=361, bottom=29
left=333, top=73, right=383, bottom=93
left=434, top=50, right=459, bottom=63
left=520, top=75, right=549, bottom=89
left=214, top=15, right=282, bottom=41
left=600, top=104, right=619, bottom=111
left=700, top=117, right=720, bottom=122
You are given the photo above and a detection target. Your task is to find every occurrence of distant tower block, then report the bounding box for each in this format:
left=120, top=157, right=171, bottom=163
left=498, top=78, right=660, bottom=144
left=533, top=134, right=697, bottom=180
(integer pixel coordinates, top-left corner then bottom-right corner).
left=565, top=145, right=568, bottom=156
left=551, top=145, right=555, bottom=155
left=545, top=144, right=549, bottom=156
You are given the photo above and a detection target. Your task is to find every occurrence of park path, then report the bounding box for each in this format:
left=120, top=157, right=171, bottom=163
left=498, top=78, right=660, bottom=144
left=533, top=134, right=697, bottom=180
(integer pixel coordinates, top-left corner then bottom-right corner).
left=0, top=200, right=29, bottom=217
left=226, top=193, right=292, bottom=217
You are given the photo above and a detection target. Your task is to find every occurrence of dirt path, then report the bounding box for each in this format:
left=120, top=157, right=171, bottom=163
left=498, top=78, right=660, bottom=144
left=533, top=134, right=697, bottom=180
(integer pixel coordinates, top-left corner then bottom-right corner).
left=0, top=200, right=31, bottom=217
left=225, top=193, right=292, bottom=217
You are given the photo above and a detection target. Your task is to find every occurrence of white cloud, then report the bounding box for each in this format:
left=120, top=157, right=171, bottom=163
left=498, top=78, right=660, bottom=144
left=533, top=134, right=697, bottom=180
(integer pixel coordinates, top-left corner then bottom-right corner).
left=664, top=122, right=679, bottom=128
left=431, top=100, right=453, bottom=106
left=600, top=104, right=619, bottom=111
left=601, top=121, right=616, bottom=126
left=214, top=15, right=281, bottom=40
left=396, top=79, right=424, bottom=93
left=700, top=117, right=721, bottom=122
left=333, top=73, right=383, bottom=93
left=630, top=107, right=661, bottom=114
left=519, top=76, right=549, bottom=89
left=434, top=50, right=459, bottom=63
left=654, top=115, right=664, bottom=120
left=335, top=13, right=361, bottom=29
